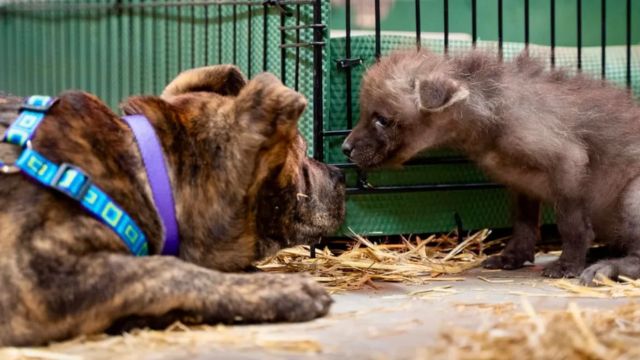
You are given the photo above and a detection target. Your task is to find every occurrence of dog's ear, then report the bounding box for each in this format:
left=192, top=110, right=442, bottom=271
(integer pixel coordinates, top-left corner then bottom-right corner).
left=161, top=65, right=247, bottom=98
left=415, top=75, right=469, bottom=112
left=120, top=96, right=180, bottom=124
left=234, top=72, right=307, bottom=141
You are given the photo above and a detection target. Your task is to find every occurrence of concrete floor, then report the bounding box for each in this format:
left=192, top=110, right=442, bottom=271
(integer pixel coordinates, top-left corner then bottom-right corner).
left=25, top=255, right=631, bottom=360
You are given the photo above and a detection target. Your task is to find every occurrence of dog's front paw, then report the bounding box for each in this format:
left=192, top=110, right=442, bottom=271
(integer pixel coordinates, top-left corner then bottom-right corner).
left=482, top=253, right=530, bottom=270
left=542, top=259, right=584, bottom=278
left=226, top=273, right=332, bottom=323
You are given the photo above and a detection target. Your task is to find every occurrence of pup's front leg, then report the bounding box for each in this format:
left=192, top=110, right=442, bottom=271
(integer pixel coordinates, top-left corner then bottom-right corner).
left=4, top=254, right=331, bottom=346
left=542, top=199, right=593, bottom=278
left=537, top=144, right=592, bottom=278
left=483, top=192, right=540, bottom=270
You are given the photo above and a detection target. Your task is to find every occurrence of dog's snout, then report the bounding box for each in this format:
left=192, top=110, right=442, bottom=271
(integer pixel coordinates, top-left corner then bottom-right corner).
left=341, top=141, right=353, bottom=158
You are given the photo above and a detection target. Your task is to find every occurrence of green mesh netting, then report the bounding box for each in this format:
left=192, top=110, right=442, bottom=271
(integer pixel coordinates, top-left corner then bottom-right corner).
left=2, top=1, right=640, bottom=236
left=328, top=37, right=640, bottom=235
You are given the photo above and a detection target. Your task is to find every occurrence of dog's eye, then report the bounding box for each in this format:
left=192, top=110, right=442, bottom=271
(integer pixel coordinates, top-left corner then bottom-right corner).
left=374, top=114, right=391, bottom=128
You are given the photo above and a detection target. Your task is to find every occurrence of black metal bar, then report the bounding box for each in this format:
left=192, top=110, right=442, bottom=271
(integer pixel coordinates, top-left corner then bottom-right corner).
left=454, top=212, right=464, bottom=243
left=577, top=0, right=582, bottom=71
left=248, top=5, right=252, bottom=75
left=498, top=0, right=503, bottom=59
left=346, top=0, right=353, bottom=128
left=152, top=1, right=157, bottom=91
left=142, top=0, right=146, bottom=92
left=129, top=0, right=134, bottom=94
left=524, top=0, right=529, bottom=48
left=193, top=4, right=197, bottom=68
left=279, top=41, right=325, bottom=48
left=626, top=0, right=631, bottom=89
left=279, top=23, right=325, bottom=30
left=471, top=0, right=477, bottom=46
left=335, top=58, right=362, bottom=68
left=218, top=3, right=222, bottom=63
left=415, top=0, right=421, bottom=49
left=233, top=4, right=237, bottom=63
left=47, top=1, right=54, bottom=93
left=444, top=0, right=448, bottom=53
left=177, top=5, right=182, bottom=71
left=550, top=0, right=555, bottom=67
left=0, top=0, right=316, bottom=11
left=346, top=183, right=502, bottom=195
left=165, top=1, right=170, bottom=85
left=294, top=4, right=300, bottom=90
left=204, top=4, right=209, bottom=64
left=374, top=0, right=381, bottom=59
left=601, top=0, right=606, bottom=79
left=333, top=156, right=472, bottom=168
left=324, top=129, right=351, bottom=136
left=312, top=0, right=323, bottom=161
left=280, top=10, right=286, bottom=83
left=263, top=3, right=268, bottom=70
left=116, top=1, right=122, bottom=98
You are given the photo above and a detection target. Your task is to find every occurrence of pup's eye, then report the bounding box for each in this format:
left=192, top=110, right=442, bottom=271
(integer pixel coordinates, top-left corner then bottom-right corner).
left=374, top=114, right=391, bottom=128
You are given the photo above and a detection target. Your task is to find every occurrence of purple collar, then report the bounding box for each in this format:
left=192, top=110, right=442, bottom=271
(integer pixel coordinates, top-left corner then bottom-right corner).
left=122, top=115, right=180, bottom=256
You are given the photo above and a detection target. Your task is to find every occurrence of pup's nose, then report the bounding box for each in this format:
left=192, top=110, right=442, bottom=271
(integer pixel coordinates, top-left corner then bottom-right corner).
left=341, top=141, right=353, bottom=158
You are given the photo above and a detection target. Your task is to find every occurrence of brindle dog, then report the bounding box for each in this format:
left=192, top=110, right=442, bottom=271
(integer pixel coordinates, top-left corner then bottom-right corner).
left=0, top=65, right=345, bottom=346
left=343, top=48, right=640, bottom=285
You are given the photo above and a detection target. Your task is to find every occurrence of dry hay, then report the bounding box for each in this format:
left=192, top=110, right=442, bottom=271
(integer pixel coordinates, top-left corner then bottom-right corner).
left=257, top=229, right=492, bottom=292
left=423, top=300, right=640, bottom=360
left=550, top=276, right=640, bottom=298
left=0, top=323, right=324, bottom=360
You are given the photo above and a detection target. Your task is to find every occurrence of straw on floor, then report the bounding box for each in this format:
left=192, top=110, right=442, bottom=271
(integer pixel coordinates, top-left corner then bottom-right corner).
left=257, top=229, right=493, bottom=292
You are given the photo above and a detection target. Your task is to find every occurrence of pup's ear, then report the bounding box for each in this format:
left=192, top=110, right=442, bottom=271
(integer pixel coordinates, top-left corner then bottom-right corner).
left=234, top=72, right=307, bottom=140
left=415, top=75, right=469, bottom=112
left=161, top=65, right=247, bottom=98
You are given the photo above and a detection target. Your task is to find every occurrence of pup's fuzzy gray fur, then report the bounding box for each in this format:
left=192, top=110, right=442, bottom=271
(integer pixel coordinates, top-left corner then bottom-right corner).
left=343, top=48, right=640, bottom=284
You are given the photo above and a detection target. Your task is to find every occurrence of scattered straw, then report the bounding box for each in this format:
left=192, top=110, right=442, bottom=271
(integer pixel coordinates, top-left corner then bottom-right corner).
left=423, top=301, right=640, bottom=360
left=454, top=302, right=517, bottom=315
left=549, top=276, right=640, bottom=298
left=477, top=276, right=514, bottom=284
left=257, top=229, right=491, bottom=292
left=0, top=324, right=325, bottom=360
left=408, top=285, right=459, bottom=298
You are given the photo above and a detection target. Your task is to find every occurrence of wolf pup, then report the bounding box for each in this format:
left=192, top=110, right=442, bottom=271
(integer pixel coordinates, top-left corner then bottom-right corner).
left=343, top=48, right=640, bottom=284
left=0, top=65, right=345, bottom=346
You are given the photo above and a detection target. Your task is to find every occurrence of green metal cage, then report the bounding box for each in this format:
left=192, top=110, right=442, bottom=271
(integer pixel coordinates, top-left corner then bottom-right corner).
left=1, top=0, right=640, bottom=236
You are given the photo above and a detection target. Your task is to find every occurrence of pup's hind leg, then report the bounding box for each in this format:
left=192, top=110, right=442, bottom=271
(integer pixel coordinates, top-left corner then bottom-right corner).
left=580, top=253, right=640, bottom=285
left=580, top=176, right=640, bottom=285
left=483, top=192, right=540, bottom=269
left=3, top=253, right=331, bottom=346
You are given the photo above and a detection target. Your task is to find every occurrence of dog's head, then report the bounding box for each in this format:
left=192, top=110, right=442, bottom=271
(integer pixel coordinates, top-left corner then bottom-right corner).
left=342, top=49, right=469, bottom=169
left=122, top=65, right=345, bottom=267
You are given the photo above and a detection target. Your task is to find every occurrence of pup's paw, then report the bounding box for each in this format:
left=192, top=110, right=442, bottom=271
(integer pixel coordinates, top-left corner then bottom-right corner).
left=482, top=253, right=529, bottom=270
left=579, top=262, right=618, bottom=286
left=542, top=259, right=584, bottom=278
left=227, top=273, right=332, bottom=323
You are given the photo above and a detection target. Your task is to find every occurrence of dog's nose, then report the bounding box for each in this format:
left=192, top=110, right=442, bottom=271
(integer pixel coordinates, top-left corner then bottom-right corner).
left=341, top=141, right=353, bottom=158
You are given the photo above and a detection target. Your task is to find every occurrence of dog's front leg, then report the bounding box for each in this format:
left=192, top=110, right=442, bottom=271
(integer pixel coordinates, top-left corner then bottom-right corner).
left=6, top=254, right=331, bottom=346
left=483, top=192, right=540, bottom=270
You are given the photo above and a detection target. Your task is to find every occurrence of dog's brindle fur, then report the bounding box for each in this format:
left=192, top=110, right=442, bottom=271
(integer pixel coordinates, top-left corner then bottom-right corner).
left=343, top=49, right=640, bottom=285
left=0, top=65, right=345, bottom=346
